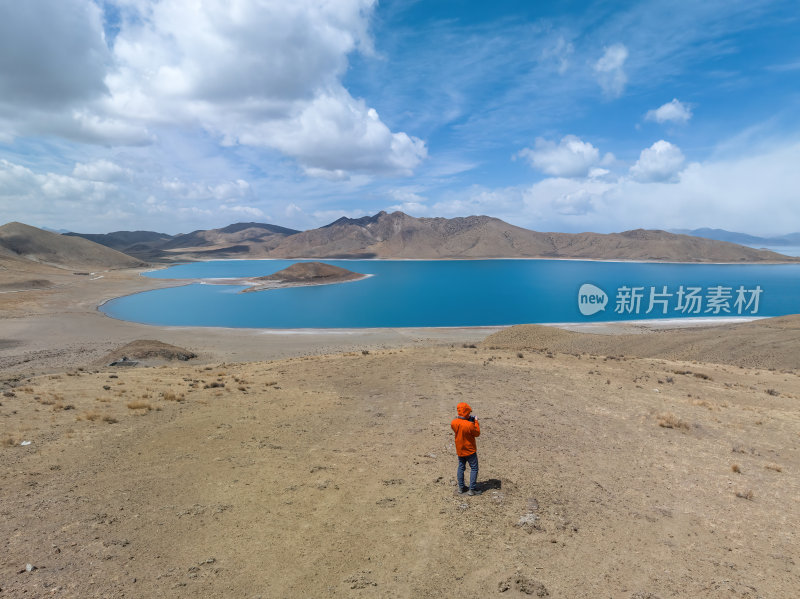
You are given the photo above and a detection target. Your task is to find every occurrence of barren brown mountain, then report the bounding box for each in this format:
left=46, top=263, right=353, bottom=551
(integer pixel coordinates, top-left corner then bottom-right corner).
left=58, top=212, right=798, bottom=263
left=266, top=211, right=797, bottom=262
left=0, top=222, right=144, bottom=270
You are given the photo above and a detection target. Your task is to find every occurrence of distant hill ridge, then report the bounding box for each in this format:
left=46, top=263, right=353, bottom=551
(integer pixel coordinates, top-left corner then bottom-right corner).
left=0, top=222, right=145, bottom=269
left=5, top=213, right=799, bottom=265
left=672, top=228, right=800, bottom=246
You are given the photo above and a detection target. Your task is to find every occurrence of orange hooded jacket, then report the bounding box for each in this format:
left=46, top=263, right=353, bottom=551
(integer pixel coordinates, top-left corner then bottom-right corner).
left=451, top=402, right=480, bottom=457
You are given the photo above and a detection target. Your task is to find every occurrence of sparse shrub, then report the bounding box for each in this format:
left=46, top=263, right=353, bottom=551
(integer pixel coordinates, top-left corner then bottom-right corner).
left=103, top=416, right=118, bottom=424
left=735, top=489, right=754, bottom=500
left=765, top=389, right=779, bottom=396
left=765, top=463, right=782, bottom=472
left=204, top=382, right=224, bottom=389
left=362, top=350, right=370, bottom=355
left=693, top=372, right=711, bottom=380
left=162, top=391, right=179, bottom=401
left=462, top=343, right=477, bottom=348
left=3, top=437, right=15, bottom=447
left=517, top=353, right=524, bottom=358
left=103, top=385, right=111, bottom=391
left=731, top=464, right=741, bottom=473
left=80, top=411, right=101, bottom=421
left=127, top=401, right=152, bottom=411
left=657, top=412, right=689, bottom=430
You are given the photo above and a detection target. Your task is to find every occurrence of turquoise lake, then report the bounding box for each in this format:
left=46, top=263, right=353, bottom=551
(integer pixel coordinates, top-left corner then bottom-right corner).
left=99, top=259, right=800, bottom=329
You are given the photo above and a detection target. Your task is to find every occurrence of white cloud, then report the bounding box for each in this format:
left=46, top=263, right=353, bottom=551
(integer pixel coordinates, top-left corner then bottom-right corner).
left=387, top=188, right=429, bottom=215
left=629, top=140, right=685, bottom=182
left=518, top=135, right=613, bottom=178
left=0, top=158, right=125, bottom=229
left=645, top=99, right=692, bottom=124
left=101, top=0, right=424, bottom=176
left=541, top=36, right=574, bottom=74
left=161, top=178, right=252, bottom=202
left=220, top=205, right=264, bottom=218
left=72, top=160, right=131, bottom=182
left=474, top=141, right=800, bottom=235
left=0, top=0, right=425, bottom=177
left=0, top=0, right=109, bottom=110
left=233, top=92, right=426, bottom=177
left=552, top=189, right=596, bottom=215
left=593, top=44, right=629, bottom=98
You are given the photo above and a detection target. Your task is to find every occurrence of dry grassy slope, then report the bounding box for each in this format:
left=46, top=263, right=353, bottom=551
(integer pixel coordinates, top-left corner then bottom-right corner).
left=1, top=345, right=798, bottom=598
left=0, top=222, right=144, bottom=270
left=483, top=315, right=800, bottom=369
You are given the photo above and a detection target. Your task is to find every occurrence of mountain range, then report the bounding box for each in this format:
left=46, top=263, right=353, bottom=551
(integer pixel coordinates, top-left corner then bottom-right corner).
left=2, top=212, right=799, bottom=271
left=671, top=228, right=800, bottom=247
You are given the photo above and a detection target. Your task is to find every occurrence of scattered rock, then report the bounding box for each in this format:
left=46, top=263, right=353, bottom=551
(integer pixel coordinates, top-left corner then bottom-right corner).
left=498, top=573, right=548, bottom=596
left=345, top=570, right=377, bottom=589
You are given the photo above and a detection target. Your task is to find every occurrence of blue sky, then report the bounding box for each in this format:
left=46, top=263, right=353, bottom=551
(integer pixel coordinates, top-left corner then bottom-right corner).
left=0, top=0, right=799, bottom=235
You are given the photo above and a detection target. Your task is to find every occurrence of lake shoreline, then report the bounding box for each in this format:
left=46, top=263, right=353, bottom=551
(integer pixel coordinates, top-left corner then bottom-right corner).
left=0, top=260, right=771, bottom=376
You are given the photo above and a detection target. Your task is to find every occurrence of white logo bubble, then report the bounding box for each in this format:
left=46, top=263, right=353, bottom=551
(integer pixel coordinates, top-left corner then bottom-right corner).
left=578, top=283, right=608, bottom=316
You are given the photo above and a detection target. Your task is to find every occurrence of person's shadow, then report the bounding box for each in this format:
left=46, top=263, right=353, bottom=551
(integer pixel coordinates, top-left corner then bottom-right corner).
left=478, top=478, right=502, bottom=491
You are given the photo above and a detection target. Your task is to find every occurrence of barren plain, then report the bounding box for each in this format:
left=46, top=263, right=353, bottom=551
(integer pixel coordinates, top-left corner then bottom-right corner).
left=1, top=264, right=799, bottom=598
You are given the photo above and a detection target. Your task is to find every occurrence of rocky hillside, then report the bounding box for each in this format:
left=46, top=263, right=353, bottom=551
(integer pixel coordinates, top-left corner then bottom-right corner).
left=266, top=211, right=797, bottom=262
left=19, top=213, right=800, bottom=263
left=0, top=222, right=145, bottom=270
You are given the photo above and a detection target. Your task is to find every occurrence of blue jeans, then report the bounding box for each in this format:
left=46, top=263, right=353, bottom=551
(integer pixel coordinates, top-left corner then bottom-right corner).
left=457, top=452, right=479, bottom=491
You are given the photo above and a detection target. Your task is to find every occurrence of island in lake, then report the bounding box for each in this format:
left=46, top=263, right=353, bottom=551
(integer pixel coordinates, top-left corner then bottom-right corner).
left=237, top=261, right=367, bottom=292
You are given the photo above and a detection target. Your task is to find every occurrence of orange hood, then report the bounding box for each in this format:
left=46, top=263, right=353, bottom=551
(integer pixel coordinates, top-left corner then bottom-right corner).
left=456, top=402, right=472, bottom=418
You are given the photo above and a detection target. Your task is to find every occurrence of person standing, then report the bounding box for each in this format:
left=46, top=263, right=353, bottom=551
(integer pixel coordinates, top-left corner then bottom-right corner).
left=451, top=402, right=481, bottom=496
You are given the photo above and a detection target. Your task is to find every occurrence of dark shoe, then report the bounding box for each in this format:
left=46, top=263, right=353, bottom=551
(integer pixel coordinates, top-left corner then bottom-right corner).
left=458, top=487, right=468, bottom=494
left=467, top=489, right=482, bottom=496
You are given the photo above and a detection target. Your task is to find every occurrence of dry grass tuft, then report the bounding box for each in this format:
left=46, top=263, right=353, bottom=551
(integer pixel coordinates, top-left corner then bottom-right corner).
left=103, top=416, right=118, bottom=424
left=765, top=463, right=783, bottom=472
left=2, top=437, right=15, bottom=447
left=731, top=464, right=741, bottom=473
left=735, top=489, right=754, bottom=501
left=79, top=411, right=102, bottom=422
left=692, top=399, right=715, bottom=410
left=162, top=391, right=181, bottom=401
left=657, top=412, right=690, bottom=430
left=127, top=401, right=153, bottom=411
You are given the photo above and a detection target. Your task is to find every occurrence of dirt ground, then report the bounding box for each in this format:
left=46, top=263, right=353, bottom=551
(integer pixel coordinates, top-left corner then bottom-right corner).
left=1, top=266, right=799, bottom=597
left=2, top=343, right=798, bottom=597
